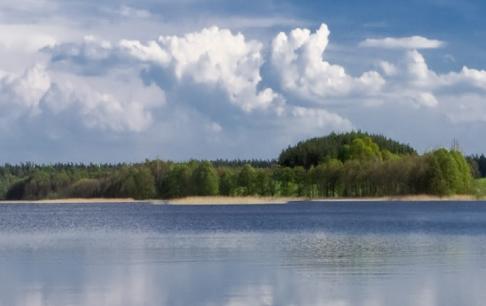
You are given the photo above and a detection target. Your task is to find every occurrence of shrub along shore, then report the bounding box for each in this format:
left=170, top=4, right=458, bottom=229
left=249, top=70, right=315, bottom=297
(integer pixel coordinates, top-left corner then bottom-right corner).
left=1, top=131, right=484, bottom=202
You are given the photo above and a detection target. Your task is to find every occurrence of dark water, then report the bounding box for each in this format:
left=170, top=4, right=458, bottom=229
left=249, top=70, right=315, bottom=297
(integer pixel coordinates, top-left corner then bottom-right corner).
left=2, top=202, right=486, bottom=306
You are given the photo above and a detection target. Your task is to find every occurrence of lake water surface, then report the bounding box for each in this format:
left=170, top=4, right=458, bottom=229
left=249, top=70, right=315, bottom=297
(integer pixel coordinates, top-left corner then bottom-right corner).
left=1, top=201, right=486, bottom=306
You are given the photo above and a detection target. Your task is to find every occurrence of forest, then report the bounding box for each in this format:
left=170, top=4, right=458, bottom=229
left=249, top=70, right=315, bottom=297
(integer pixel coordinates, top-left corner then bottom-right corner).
left=0, top=131, right=482, bottom=200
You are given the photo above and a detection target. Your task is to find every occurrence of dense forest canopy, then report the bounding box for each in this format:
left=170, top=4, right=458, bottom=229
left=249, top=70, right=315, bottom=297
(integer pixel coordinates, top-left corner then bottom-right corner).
left=0, top=132, right=481, bottom=200
left=278, top=131, right=416, bottom=169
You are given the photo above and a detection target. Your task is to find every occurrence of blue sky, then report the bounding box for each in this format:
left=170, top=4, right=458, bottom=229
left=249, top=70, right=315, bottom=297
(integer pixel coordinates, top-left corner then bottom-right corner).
left=1, top=0, right=486, bottom=163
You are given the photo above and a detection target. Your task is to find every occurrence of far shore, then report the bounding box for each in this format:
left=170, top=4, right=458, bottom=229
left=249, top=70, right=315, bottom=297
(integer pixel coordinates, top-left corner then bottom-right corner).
left=0, top=198, right=141, bottom=204
left=162, top=195, right=484, bottom=205
left=0, top=195, right=484, bottom=205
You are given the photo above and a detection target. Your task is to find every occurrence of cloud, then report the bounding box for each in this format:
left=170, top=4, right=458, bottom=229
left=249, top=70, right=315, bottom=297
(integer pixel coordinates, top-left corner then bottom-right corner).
left=0, top=65, right=165, bottom=134
left=41, top=77, right=166, bottom=133
left=274, top=26, right=464, bottom=122
left=261, top=27, right=486, bottom=117
left=0, top=25, right=57, bottom=53
left=6, top=19, right=486, bottom=162
left=442, top=66, right=486, bottom=90
left=0, top=0, right=58, bottom=18
left=119, top=39, right=170, bottom=65
left=288, top=106, right=353, bottom=132
left=440, top=94, right=486, bottom=123
left=0, top=65, right=50, bottom=126
left=385, top=49, right=486, bottom=106
left=1, top=24, right=354, bottom=162
left=270, top=24, right=385, bottom=103
left=64, top=26, right=286, bottom=113
left=1, top=65, right=50, bottom=109
left=154, top=26, right=283, bottom=112
left=360, top=36, right=444, bottom=49
left=378, top=61, right=397, bottom=76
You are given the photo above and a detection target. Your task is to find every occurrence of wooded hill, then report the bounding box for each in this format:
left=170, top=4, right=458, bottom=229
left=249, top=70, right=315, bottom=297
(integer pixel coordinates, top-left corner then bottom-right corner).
left=279, top=131, right=416, bottom=168
left=0, top=132, right=479, bottom=200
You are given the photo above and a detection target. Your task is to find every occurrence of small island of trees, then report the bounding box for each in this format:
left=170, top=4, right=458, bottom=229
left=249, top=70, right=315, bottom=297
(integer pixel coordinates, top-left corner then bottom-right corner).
left=0, top=131, right=484, bottom=201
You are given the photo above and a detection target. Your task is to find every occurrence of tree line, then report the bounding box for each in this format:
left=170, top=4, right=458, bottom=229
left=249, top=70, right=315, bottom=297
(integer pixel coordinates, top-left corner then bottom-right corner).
left=0, top=132, right=477, bottom=200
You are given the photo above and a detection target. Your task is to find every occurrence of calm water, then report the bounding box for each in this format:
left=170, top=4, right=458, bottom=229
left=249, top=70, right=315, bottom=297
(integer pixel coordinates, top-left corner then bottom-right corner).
left=2, top=202, right=486, bottom=306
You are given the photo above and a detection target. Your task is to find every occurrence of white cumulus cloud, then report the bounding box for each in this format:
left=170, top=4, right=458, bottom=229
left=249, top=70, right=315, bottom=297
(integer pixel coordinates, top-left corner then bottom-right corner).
left=119, top=26, right=284, bottom=113
left=0, top=65, right=51, bottom=124
left=8, top=20, right=486, bottom=161
left=271, top=24, right=385, bottom=103
left=0, top=65, right=165, bottom=133
left=3, top=24, right=353, bottom=162
left=158, top=26, right=282, bottom=112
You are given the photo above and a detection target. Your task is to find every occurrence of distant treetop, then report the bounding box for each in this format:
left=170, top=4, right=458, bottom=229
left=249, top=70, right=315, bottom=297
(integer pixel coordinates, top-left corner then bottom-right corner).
left=278, top=131, right=417, bottom=169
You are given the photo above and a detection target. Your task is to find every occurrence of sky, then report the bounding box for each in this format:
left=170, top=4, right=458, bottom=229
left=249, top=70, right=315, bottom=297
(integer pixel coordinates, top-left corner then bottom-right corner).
left=2, top=0, right=486, bottom=163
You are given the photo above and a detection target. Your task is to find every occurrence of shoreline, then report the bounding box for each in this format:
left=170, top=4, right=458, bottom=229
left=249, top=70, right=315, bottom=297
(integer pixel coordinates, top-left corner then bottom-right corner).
left=0, top=195, right=484, bottom=205
left=0, top=198, right=142, bottom=204
left=163, top=195, right=484, bottom=205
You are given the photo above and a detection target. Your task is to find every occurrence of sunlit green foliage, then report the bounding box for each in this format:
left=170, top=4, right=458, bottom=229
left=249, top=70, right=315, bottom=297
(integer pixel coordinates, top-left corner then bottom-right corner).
left=424, top=149, right=473, bottom=196
left=0, top=132, right=476, bottom=200
left=474, top=178, right=486, bottom=198
left=191, top=162, right=219, bottom=196
left=279, top=131, right=416, bottom=168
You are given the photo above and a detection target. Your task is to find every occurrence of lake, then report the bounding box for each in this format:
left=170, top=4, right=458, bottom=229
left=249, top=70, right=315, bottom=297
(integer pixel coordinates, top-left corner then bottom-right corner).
left=1, top=201, right=486, bottom=306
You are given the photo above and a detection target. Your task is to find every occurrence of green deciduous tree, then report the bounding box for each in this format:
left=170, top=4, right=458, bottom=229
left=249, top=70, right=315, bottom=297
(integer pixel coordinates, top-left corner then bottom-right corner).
left=237, top=164, right=257, bottom=195
left=192, top=162, right=219, bottom=196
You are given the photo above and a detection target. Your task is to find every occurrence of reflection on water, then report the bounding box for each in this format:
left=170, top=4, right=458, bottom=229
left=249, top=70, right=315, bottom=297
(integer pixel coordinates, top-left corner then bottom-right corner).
left=2, top=202, right=486, bottom=306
